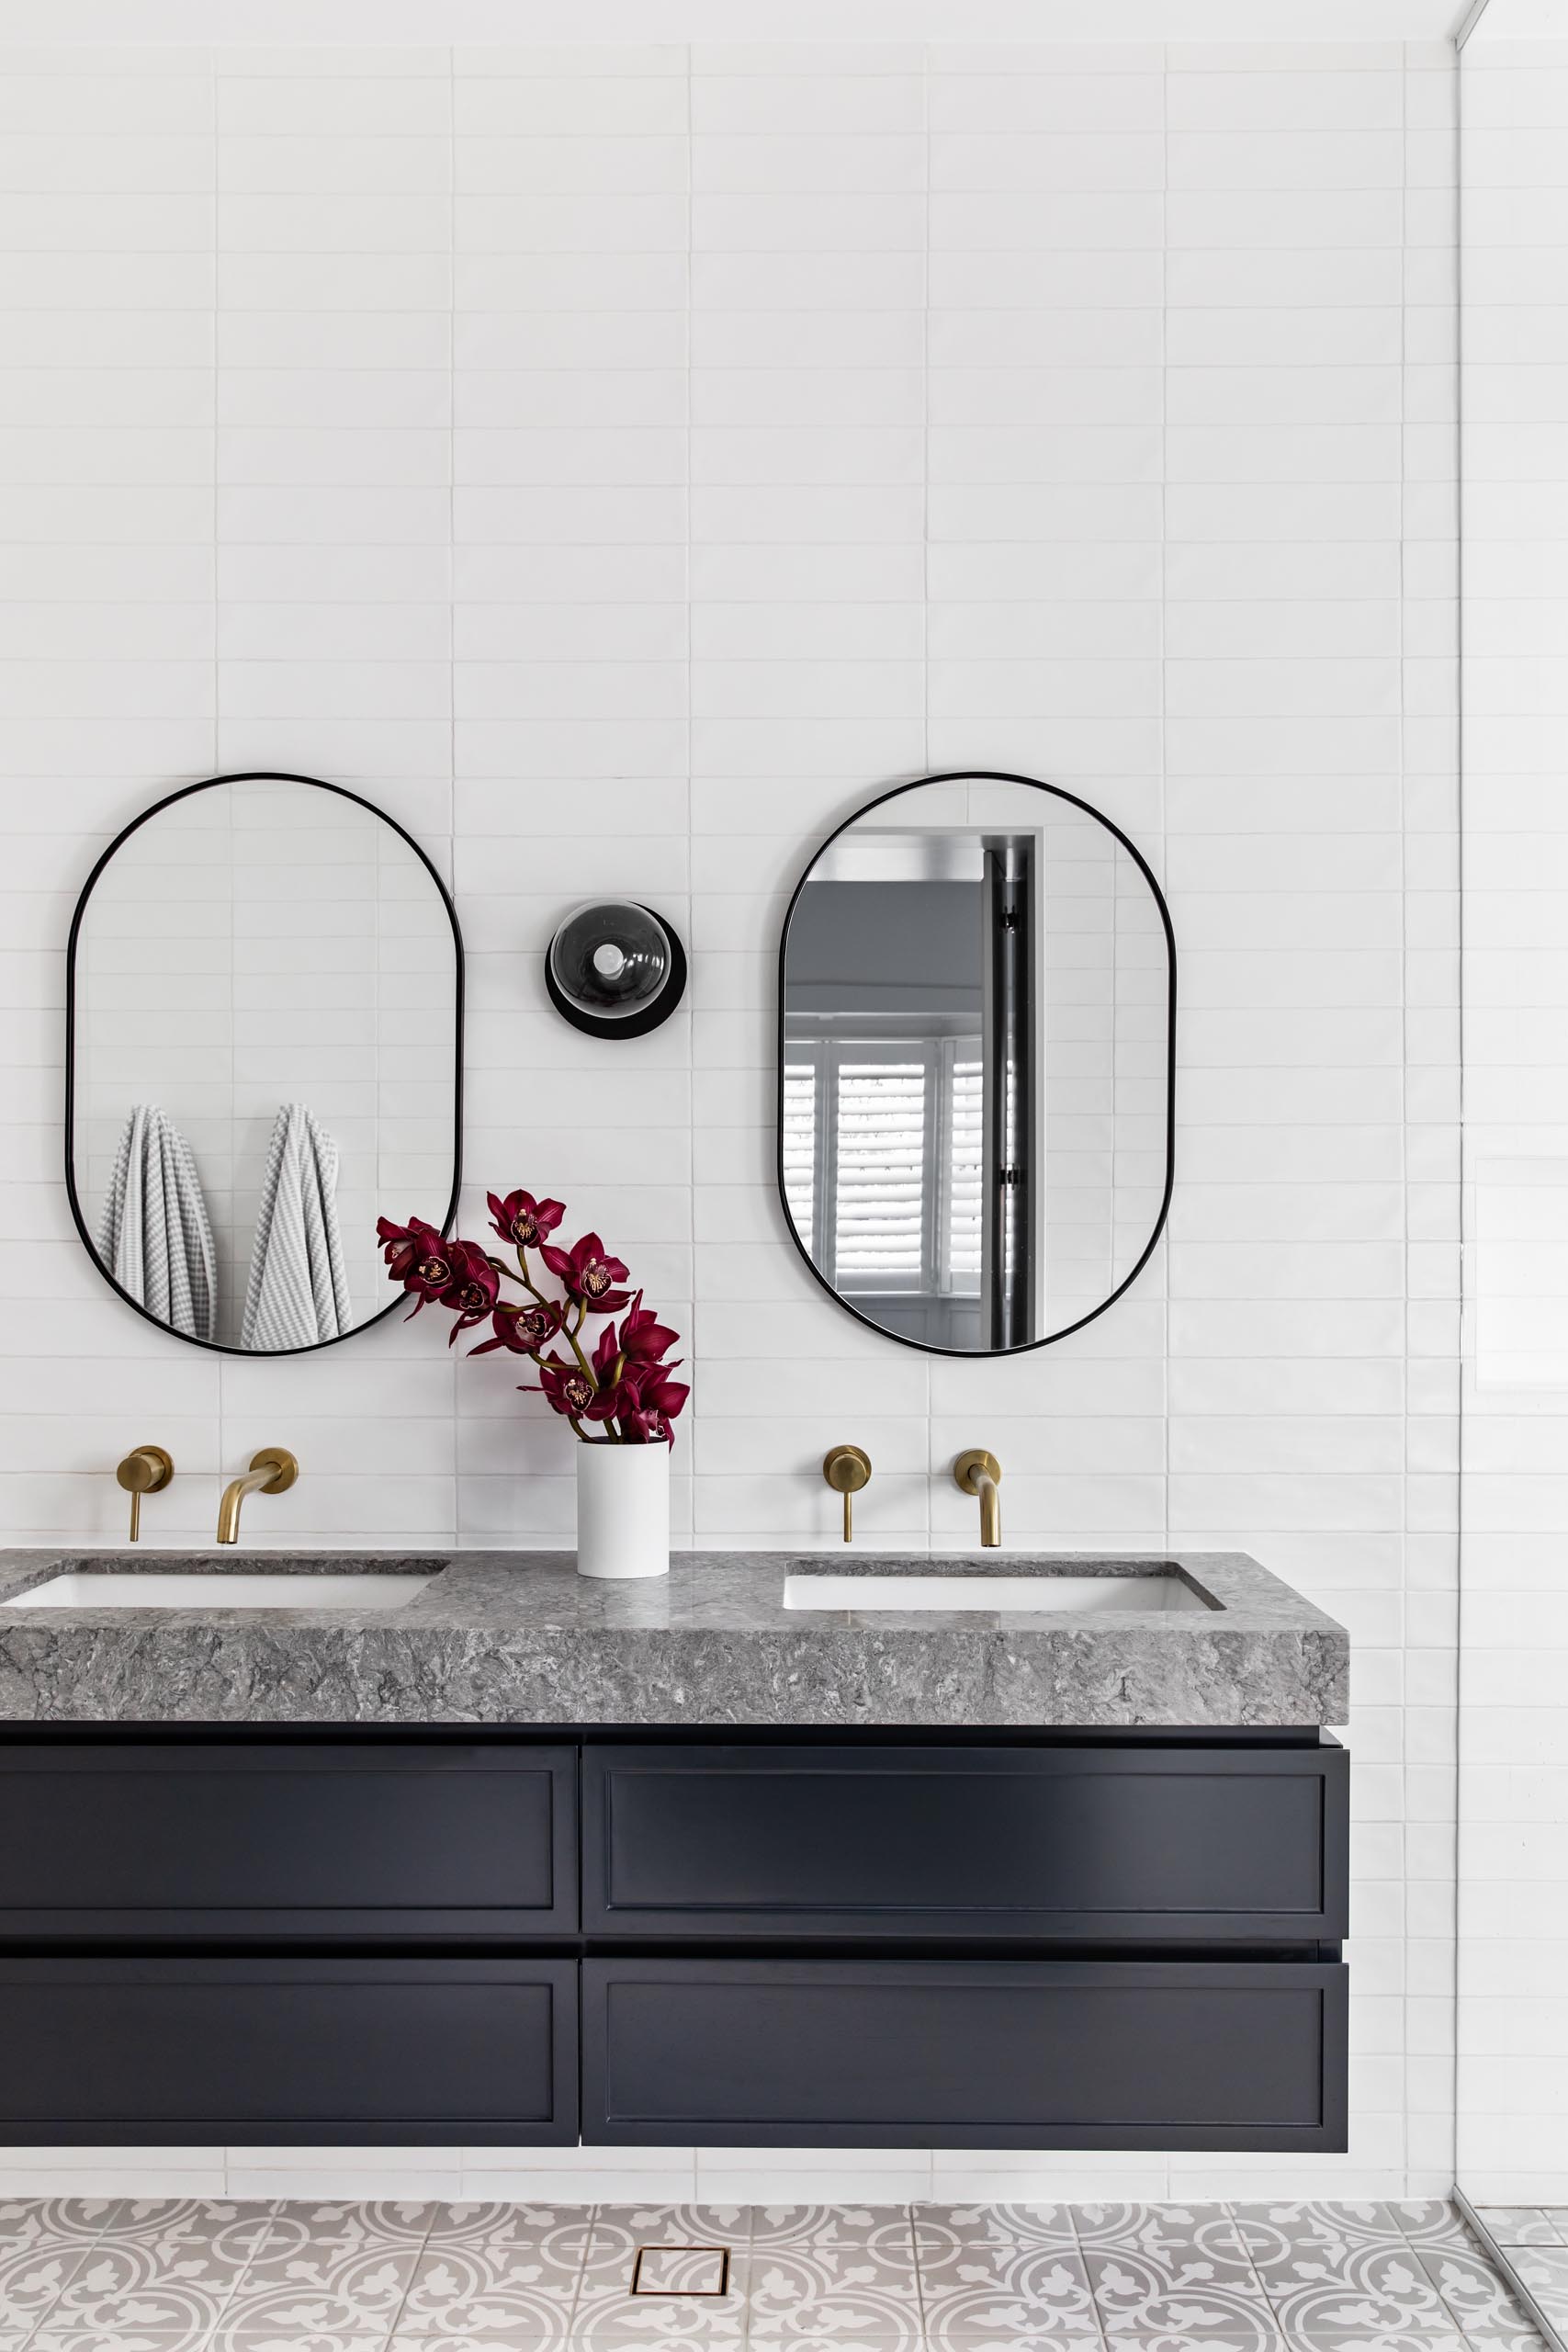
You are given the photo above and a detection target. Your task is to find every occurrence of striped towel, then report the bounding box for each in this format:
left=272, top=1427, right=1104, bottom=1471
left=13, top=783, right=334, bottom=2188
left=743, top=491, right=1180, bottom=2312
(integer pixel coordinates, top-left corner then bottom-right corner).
left=97, top=1104, right=217, bottom=1342
left=241, top=1102, right=351, bottom=1352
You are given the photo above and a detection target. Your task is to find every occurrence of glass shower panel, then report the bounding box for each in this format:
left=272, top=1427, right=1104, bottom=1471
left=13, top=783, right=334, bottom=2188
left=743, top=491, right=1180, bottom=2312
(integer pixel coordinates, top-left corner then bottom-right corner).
left=1458, top=6, right=1568, bottom=2335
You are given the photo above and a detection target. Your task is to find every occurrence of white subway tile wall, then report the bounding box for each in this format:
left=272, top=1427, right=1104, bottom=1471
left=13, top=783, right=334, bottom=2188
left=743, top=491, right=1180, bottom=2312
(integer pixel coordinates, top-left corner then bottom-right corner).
left=1458, top=30, right=1568, bottom=2211
left=0, top=40, right=1459, bottom=2199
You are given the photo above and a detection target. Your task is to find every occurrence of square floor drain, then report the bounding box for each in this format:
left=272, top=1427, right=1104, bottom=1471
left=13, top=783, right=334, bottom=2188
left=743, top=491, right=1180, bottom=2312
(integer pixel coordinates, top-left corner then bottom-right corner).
left=630, top=2244, right=731, bottom=2297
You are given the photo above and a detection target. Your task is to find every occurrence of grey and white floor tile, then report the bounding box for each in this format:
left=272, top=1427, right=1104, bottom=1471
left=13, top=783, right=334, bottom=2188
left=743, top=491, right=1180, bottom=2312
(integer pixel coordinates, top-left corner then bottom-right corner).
left=917, top=2240, right=1100, bottom=2348
left=394, top=2200, right=589, bottom=2345
left=1506, top=2247, right=1568, bottom=2339
left=913, top=2203, right=1077, bottom=2255
left=1475, top=2216, right=1568, bottom=2249
left=0, top=2195, right=1552, bottom=2351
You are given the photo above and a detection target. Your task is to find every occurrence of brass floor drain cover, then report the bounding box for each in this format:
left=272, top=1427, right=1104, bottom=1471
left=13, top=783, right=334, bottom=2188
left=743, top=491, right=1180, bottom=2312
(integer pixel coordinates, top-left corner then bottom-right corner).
left=629, top=2243, right=732, bottom=2297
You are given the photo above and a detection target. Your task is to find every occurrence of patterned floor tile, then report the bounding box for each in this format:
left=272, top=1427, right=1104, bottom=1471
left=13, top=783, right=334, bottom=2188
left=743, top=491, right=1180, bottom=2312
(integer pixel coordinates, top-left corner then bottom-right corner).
left=915, top=2203, right=1077, bottom=2256
left=1085, top=2246, right=1279, bottom=2346
left=1258, top=2240, right=1454, bottom=2342
left=588, top=2205, right=748, bottom=2247
left=747, top=2341, right=921, bottom=2352
left=1475, top=2213, right=1565, bottom=2249
left=1079, top=2335, right=1291, bottom=2352
left=388, top=2338, right=563, bottom=2352
left=210, top=2333, right=393, bottom=2352
left=1076, top=2205, right=1256, bottom=2264
left=1392, top=2206, right=1474, bottom=2249
left=97, top=2200, right=273, bottom=2246
left=1262, top=2335, right=1470, bottom=2352
left=0, top=2234, right=102, bottom=2342
left=1505, top=2244, right=1568, bottom=2334
left=1416, top=2243, right=1540, bottom=2342
left=749, top=2208, right=915, bottom=2254
left=38, top=2200, right=276, bottom=2345
left=746, top=2335, right=922, bottom=2351
left=0, top=2202, right=118, bottom=2250
left=396, top=2200, right=585, bottom=2344
left=1231, top=2206, right=1409, bottom=2267
left=919, top=2242, right=1101, bottom=2346
left=219, top=2203, right=433, bottom=2341
left=744, top=2237, right=923, bottom=2346
left=421, top=2207, right=592, bottom=2252
left=28, top=2335, right=229, bottom=2352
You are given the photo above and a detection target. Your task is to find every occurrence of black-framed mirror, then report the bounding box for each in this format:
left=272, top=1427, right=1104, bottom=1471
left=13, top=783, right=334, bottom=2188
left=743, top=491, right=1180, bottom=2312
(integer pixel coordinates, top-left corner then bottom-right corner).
left=65, top=771, right=463, bottom=1356
left=778, top=770, right=1175, bottom=1357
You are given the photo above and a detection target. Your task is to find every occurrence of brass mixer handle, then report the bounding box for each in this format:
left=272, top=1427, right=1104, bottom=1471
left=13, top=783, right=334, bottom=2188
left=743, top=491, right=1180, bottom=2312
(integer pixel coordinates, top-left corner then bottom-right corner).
left=821, top=1445, right=872, bottom=1544
left=115, top=1446, right=174, bottom=1544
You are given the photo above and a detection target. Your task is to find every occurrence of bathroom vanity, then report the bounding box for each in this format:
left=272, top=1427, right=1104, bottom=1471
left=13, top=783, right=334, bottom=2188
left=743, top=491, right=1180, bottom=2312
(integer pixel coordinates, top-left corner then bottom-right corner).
left=0, top=1549, right=1348, bottom=2154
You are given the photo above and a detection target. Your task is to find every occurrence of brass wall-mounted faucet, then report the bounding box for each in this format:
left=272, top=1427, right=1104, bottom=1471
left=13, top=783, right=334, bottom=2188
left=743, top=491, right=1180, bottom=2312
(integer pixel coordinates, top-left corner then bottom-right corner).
left=115, top=1446, right=173, bottom=1543
left=217, top=1449, right=299, bottom=1545
left=822, top=1444, right=872, bottom=1543
left=953, top=1449, right=1002, bottom=1548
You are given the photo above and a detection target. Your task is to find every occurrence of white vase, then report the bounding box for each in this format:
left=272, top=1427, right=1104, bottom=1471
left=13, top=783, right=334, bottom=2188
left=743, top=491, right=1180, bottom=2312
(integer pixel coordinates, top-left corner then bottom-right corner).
left=575, top=1439, right=671, bottom=1580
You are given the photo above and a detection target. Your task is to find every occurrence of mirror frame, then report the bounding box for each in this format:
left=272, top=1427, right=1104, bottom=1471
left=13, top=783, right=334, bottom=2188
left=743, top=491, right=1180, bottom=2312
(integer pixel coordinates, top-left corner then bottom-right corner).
left=63, top=768, right=466, bottom=1359
left=776, top=767, right=1178, bottom=1359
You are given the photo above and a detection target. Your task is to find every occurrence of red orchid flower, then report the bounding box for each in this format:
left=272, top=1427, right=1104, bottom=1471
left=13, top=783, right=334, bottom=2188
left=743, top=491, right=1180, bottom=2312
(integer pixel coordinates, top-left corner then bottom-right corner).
left=468, top=1299, right=564, bottom=1357
left=487, top=1189, right=566, bottom=1252
left=528, top=1354, right=610, bottom=1422
left=634, top=1368, right=690, bottom=1421
left=438, top=1239, right=501, bottom=1341
left=538, top=1230, right=631, bottom=1313
left=620, top=1301, right=679, bottom=1363
left=377, top=1215, right=459, bottom=1315
left=604, top=1357, right=689, bottom=1437
left=591, top=1320, right=623, bottom=1385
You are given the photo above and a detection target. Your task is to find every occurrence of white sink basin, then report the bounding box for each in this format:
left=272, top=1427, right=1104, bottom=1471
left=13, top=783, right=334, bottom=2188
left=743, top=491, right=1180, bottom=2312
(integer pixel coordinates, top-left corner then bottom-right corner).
left=783, top=1571, right=1211, bottom=1615
left=4, top=1573, right=434, bottom=1611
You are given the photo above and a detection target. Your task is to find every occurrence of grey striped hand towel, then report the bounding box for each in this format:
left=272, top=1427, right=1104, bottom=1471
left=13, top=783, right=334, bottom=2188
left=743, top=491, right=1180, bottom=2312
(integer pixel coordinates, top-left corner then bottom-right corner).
left=241, top=1102, right=351, bottom=1352
left=97, top=1104, right=218, bottom=1342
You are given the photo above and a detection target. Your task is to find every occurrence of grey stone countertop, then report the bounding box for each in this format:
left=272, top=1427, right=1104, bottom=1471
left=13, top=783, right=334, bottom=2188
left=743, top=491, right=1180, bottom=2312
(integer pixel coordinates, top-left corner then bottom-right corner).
left=0, top=1548, right=1348, bottom=1729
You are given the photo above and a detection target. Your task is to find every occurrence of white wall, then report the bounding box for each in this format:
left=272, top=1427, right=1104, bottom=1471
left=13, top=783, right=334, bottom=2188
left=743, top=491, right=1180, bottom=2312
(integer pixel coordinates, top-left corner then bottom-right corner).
left=0, top=38, right=1459, bottom=2202
left=1457, top=22, right=1568, bottom=2210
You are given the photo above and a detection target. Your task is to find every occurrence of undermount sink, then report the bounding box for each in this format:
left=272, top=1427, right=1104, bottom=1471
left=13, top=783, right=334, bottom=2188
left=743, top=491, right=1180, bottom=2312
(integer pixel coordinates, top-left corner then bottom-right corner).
left=782, top=1568, right=1213, bottom=1614
left=4, top=1572, right=435, bottom=1611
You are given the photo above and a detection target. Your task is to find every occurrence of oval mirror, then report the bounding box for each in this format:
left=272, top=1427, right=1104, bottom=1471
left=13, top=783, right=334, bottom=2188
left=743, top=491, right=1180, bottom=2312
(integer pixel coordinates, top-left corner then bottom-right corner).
left=66, top=771, right=463, bottom=1355
left=778, top=769, right=1174, bottom=1357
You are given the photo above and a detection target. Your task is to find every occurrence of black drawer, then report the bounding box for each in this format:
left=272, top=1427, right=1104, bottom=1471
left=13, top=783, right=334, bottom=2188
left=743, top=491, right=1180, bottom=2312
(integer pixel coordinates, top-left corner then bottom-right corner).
left=0, top=1956, right=577, bottom=2144
left=583, top=1956, right=1347, bottom=2151
left=583, top=1743, right=1347, bottom=1941
left=0, top=1741, right=577, bottom=1940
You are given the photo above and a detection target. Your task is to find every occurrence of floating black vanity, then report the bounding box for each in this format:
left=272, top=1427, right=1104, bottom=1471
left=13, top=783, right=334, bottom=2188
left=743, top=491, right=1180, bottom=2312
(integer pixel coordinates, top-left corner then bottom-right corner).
left=0, top=1549, right=1349, bottom=2153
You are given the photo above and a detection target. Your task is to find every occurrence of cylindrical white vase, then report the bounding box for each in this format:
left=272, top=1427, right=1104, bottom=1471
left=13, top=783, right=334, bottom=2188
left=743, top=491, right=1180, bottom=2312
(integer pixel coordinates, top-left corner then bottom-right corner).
left=575, top=1439, right=671, bottom=1579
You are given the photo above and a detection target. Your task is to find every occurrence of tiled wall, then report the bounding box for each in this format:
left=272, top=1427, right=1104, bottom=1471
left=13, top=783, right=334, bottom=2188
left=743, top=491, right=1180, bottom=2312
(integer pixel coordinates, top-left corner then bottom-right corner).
left=1457, top=26, right=1568, bottom=2211
left=0, top=39, right=1459, bottom=2199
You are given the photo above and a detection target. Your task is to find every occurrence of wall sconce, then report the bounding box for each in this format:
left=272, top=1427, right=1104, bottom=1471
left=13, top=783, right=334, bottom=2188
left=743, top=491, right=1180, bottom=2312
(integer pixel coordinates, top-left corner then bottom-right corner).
left=545, top=901, right=687, bottom=1039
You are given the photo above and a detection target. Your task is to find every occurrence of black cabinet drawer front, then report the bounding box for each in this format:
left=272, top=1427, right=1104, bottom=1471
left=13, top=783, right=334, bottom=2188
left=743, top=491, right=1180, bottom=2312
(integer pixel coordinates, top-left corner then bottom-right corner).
left=0, top=1743, right=577, bottom=1939
left=584, top=1745, right=1347, bottom=1939
left=583, top=1958, right=1348, bottom=2152
left=0, top=1957, right=578, bottom=2144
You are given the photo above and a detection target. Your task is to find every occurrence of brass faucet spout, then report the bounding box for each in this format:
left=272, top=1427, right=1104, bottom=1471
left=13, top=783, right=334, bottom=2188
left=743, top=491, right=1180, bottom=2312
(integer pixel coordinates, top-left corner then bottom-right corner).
left=953, top=1449, right=1002, bottom=1548
left=217, top=1449, right=298, bottom=1545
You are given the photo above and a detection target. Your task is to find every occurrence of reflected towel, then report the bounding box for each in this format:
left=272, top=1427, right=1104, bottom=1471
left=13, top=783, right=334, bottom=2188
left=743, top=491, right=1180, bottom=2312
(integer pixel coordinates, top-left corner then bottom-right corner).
left=97, top=1104, right=217, bottom=1342
left=241, top=1102, right=351, bottom=1351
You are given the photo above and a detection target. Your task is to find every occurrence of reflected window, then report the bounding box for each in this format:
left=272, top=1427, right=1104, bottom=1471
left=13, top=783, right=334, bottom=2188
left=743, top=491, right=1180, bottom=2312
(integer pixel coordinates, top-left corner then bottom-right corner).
left=784, top=1039, right=983, bottom=1304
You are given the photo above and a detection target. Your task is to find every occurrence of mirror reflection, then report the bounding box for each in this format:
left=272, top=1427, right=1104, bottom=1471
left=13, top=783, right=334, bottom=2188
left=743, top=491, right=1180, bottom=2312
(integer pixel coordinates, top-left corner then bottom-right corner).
left=68, top=773, right=461, bottom=1355
left=779, top=773, right=1172, bottom=1355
